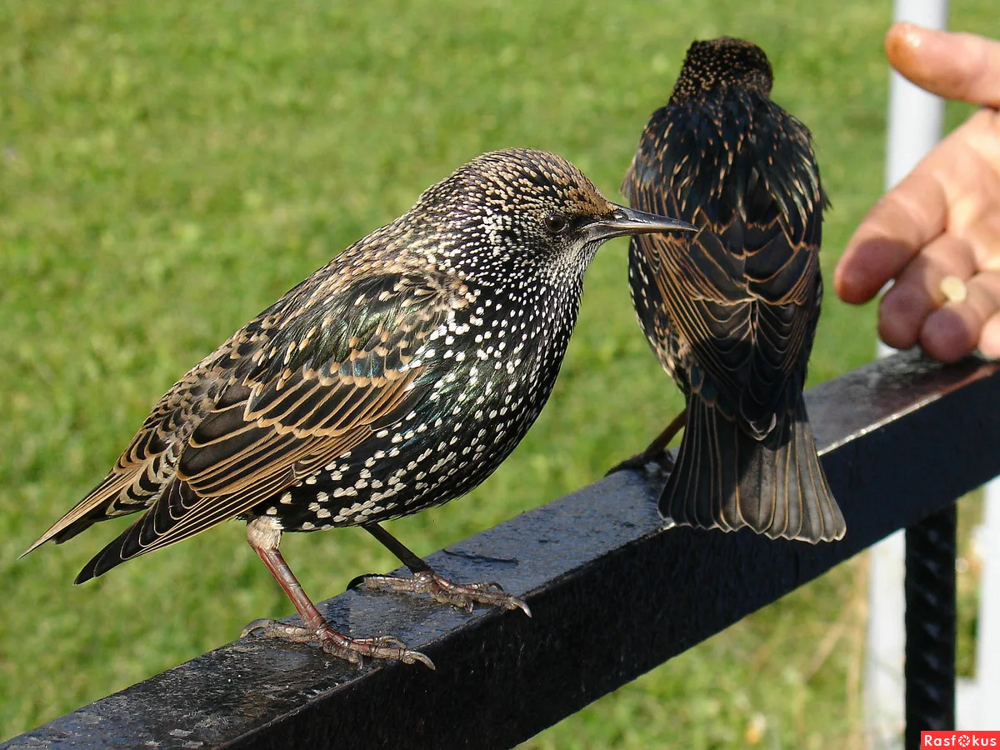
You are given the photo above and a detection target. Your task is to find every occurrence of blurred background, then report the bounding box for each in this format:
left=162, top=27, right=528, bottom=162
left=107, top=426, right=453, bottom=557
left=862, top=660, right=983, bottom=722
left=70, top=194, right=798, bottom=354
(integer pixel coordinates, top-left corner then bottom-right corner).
left=2, top=1, right=997, bottom=746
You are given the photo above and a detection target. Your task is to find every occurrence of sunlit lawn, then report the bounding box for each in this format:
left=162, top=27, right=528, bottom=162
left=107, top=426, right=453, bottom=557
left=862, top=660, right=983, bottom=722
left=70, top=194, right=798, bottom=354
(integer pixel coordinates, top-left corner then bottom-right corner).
left=2, top=1, right=996, bottom=746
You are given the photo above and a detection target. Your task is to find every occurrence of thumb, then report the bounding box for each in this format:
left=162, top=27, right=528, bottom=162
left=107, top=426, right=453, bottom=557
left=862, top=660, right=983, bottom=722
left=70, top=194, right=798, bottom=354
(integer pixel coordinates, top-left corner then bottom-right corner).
left=886, top=23, right=1000, bottom=108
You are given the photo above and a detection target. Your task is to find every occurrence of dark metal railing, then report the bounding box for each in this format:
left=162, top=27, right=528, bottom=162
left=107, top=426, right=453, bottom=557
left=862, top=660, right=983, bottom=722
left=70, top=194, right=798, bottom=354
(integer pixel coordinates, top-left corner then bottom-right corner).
left=4, top=349, right=999, bottom=750
left=905, top=506, right=958, bottom=743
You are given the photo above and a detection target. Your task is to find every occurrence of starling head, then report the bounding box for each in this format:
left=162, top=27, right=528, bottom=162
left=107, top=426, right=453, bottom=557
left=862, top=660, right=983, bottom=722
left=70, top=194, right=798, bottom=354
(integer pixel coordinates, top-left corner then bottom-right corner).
left=405, top=148, right=692, bottom=283
left=669, top=37, right=774, bottom=105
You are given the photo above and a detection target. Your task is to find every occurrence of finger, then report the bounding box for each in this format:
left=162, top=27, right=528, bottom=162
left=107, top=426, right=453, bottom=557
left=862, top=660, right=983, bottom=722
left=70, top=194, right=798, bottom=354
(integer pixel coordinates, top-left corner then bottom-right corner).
left=961, top=205, right=1000, bottom=273
left=920, top=271, right=1000, bottom=362
left=876, top=234, right=977, bottom=349
left=835, top=171, right=948, bottom=304
left=981, top=311, right=1000, bottom=359
left=885, top=23, right=1000, bottom=107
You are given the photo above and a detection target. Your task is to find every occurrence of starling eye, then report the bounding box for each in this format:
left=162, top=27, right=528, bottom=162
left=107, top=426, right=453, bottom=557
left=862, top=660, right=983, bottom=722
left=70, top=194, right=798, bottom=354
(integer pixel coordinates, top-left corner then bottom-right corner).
left=542, top=213, right=570, bottom=235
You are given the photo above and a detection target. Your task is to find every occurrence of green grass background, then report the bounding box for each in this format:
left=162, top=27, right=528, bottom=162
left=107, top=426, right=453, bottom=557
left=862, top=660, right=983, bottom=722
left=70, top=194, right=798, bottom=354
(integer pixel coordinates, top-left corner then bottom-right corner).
left=2, top=1, right=996, bottom=746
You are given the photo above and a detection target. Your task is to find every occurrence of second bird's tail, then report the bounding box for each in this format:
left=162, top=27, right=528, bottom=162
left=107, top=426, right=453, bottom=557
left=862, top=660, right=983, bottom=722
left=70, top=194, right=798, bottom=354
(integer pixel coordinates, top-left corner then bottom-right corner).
left=659, top=397, right=846, bottom=543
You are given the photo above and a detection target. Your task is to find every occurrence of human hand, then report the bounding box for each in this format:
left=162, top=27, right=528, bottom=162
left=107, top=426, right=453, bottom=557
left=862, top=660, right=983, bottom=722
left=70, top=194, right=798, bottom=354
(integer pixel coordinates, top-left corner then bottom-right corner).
left=834, top=22, right=1000, bottom=362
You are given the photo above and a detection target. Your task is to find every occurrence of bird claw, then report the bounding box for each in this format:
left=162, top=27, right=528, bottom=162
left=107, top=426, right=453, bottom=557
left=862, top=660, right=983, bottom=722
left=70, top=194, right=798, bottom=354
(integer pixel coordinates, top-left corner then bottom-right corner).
left=361, top=570, right=532, bottom=617
left=327, top=634, right=436, bottom=670
left=241, top=618, right=317, bottom=643
left=606, top=447, right=674, bottom=477
left=240, top=618, right=435, bottom=669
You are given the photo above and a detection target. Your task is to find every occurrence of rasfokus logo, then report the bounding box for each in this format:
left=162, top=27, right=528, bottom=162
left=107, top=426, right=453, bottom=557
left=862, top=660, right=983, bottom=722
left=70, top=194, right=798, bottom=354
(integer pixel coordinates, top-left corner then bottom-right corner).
left=922, top=732, right=1000, bottom=747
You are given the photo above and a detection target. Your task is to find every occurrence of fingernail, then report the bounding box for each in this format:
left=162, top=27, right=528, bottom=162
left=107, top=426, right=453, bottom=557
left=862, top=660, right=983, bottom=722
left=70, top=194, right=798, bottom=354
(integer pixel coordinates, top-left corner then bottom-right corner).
left=980, top=317, right=1000, bottom=359
left=900, top=22, right=924, bottom=48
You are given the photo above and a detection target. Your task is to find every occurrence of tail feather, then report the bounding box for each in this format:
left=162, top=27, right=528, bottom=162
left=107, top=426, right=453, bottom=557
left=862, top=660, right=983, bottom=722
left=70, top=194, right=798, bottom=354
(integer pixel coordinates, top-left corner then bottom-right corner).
left=19, top=472, right=140, bottom=558
left=659, top=396, right=845, bottom=543
left=73, top=519, right=144, bottom=584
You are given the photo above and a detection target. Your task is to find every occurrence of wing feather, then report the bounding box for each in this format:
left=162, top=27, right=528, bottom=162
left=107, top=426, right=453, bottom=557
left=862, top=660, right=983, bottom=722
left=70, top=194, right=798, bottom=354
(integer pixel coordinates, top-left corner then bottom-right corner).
left=624, top=95, right=825, bottom=436
left=32, top=270, right=462, bottom=575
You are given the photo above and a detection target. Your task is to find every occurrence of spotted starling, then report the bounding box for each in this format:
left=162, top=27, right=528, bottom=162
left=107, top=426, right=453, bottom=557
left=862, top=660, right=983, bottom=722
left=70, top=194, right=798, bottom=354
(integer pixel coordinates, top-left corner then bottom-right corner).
left=619, top=38, right=846, bottom=543
left=23, top=148, right=694, bottom=667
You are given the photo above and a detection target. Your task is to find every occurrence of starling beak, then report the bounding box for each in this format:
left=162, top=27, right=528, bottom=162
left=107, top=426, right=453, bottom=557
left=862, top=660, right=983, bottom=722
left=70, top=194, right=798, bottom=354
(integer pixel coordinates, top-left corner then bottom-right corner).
left=581, top=206, right=695, bottom=242
left=23, top=148, right=692, bottom=667
left=619, top=37, right=846, bottom=544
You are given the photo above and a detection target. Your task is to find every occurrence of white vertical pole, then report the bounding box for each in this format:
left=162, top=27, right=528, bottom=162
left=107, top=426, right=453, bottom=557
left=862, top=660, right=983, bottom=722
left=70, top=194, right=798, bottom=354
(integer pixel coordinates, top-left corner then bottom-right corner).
left=883, top=1, right=947, bottom=192
left=866, top=1, right=947, bottom=747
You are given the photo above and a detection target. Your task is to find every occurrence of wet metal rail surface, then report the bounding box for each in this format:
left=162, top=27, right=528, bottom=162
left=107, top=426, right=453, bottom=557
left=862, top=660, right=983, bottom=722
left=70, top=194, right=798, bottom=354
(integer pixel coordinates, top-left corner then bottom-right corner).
left=5, top=349, right=1000, bottom=749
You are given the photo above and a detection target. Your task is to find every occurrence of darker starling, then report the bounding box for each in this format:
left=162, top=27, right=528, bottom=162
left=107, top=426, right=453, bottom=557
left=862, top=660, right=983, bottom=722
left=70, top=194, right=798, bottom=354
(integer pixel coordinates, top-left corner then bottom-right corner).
left=619, top=38, right=846, bottom=543
left=23, top=148, right=694, bottom=667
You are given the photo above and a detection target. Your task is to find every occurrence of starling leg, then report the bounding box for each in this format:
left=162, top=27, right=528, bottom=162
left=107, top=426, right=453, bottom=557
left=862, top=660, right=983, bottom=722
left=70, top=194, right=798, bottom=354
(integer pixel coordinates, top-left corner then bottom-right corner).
left=357, top=523, right=531, bottom=617
left=240, top=518, right=434, bottom=669
left=606, top=409, right=686, bottom=475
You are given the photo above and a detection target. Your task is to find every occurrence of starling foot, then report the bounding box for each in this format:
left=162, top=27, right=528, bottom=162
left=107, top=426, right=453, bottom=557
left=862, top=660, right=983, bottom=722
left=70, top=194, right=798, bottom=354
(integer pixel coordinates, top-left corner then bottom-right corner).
left=606, top=446, right=674, bottom=476
left=360, top=522, right=531, bottom=616
left=606, top=409, right=685, bottom=476
left=241, top=618, right=435, bottom=669
left=241, top=520, right=433, bottom=669
left=359, top=569, right=531, bottom=616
